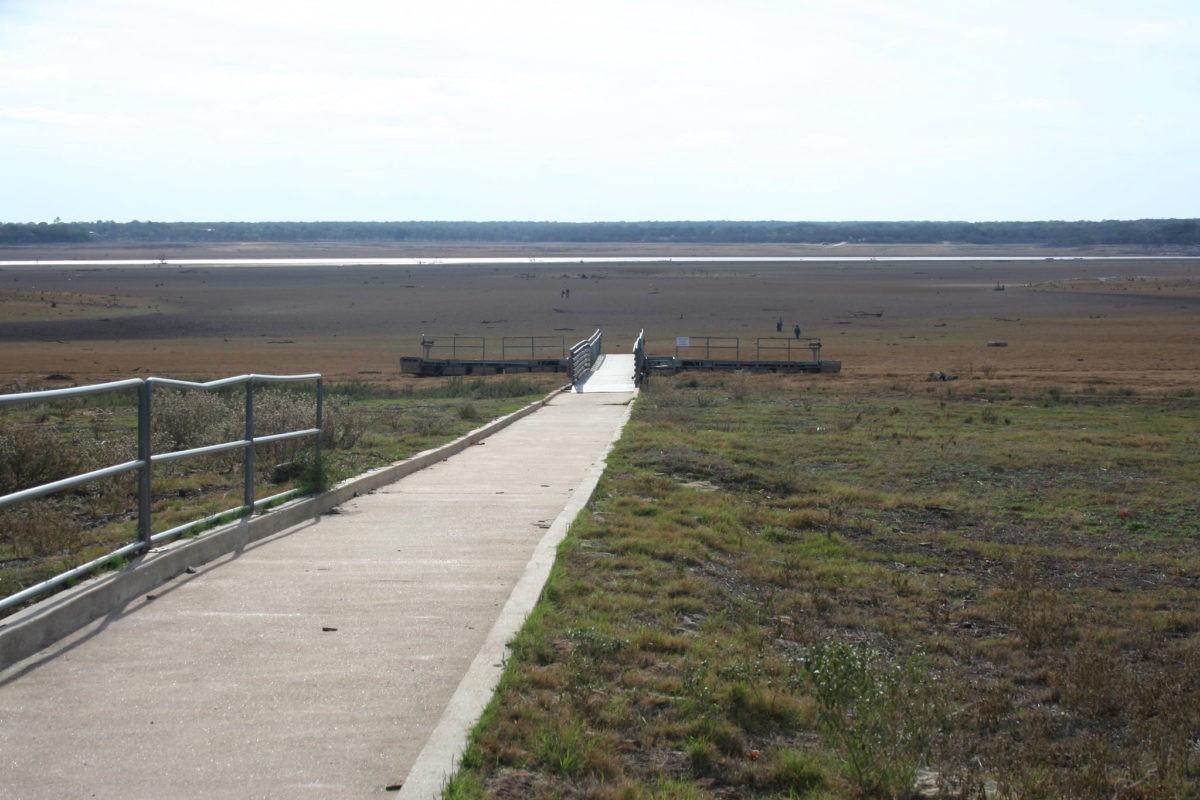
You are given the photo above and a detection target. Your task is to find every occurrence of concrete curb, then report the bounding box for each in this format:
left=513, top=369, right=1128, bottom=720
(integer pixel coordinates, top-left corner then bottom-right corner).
left=396, top=391, right=637, bottom=799
left=0, top=386, right=568, bottom=669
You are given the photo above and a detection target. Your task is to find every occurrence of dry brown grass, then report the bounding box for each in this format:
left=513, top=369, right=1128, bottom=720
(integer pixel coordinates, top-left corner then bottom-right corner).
left=0, top=258, right=1196, bottom=395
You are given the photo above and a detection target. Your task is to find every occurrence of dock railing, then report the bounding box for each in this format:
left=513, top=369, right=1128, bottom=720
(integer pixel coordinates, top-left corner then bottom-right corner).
left=674, top=336, right=740, bottom=361
left=754, top=337, right=823, bottom=362
left=501, top=336, right=567, bottom=361
left=0, top=373, right=322, bottom=613
left=424, top=336, right=486, bottom=361
left=568, top=329, right=602, bottom=384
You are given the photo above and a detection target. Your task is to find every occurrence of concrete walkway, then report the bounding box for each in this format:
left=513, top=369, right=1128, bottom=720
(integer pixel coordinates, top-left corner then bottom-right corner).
left=0, top=391, right=634, bottom=799
left=574, top=353, right=637, bottom=393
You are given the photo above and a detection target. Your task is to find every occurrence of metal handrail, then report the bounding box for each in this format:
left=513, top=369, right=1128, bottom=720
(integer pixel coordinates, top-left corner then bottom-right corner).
left=501, top=336, right=567, bottom=361
left=0, top=372, right=323, bottom=613
left=568, top=329, right=602, bottom=384
left=421, top=336, right=486, bottom=361
left=633, top=329, right=646, bottom=385
left=674, top=336, right=740, bottom=360
left=754, top=337, right=823, bottom=362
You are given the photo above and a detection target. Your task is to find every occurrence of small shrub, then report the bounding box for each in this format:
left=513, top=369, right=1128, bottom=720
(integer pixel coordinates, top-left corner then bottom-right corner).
left=1052, top=640, right=1131, bottom=718
left=723, top=683, right=806, bottom=730
left=730, top=376, right=750, bottom=402
left=762, top=748, right=826, bottom=794
left=1, top=503, right=80, bottom=557
left=994, top=561, right=1076, bottom=650
left=687, top=717, right=745, bottom=757
left=802, top=641, right=937, bottom=796
left=533, top=719, right=603, bottom=778
left=566, top=626, right=628, bottom=658
left=409, top=411, right=453, bottom=438
left=457, top=402, right=481, bottom=421
left=319, top=397, right=363, bottom=449
left=254, top=388, right=315, bottom=438
left=296, top=454, right=333, bottom=495
left=687, top=737, right=719, bottom=775
left=441, top=770, right=483, bottom=800
left=154, top=388, right=238, bottom=449
left=471, top=377, right=542, bottom=399
left=0, top=421, right=82, bottom=494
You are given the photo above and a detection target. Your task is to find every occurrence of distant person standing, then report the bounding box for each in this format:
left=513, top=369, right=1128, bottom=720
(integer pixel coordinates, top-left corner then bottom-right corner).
left=776, top=317, right=783, bottom=333
left=793, top=323, right=801, bottom=340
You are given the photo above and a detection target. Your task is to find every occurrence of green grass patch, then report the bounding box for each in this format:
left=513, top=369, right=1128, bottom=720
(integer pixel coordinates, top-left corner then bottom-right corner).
left=444, top=374, right=1200, bottom=798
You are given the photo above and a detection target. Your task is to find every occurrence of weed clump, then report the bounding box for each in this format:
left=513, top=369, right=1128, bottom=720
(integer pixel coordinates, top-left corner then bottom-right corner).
left=0, top=420, right=81, bottom=494
left=994, top=561, right=1076, bottom=650
left=0, top=502, right=80, bottom=557
left=802, top=641, right=938, bottom=796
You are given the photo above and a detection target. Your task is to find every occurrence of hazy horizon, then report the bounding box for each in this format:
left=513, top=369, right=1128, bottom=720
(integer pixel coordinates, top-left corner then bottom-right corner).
left=7, top=216, right=1200, bottom=225
left=2, top=1, right=1197, bottom=223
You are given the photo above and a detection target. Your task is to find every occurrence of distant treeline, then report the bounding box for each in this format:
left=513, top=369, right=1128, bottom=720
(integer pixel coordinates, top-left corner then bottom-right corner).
left=2, top=219, right=1199, bottom=246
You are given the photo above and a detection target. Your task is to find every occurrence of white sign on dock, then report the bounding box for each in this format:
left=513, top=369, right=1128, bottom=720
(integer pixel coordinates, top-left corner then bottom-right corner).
left=676, top=336, right=690, bottom=347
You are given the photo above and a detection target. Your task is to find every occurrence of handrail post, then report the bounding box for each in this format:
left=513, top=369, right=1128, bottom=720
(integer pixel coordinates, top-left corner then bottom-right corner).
left=137, top=380, right=152, bottom=546
left=244, top=379, right=255, bottom=511
left=315, top=377, right=324, bottom=467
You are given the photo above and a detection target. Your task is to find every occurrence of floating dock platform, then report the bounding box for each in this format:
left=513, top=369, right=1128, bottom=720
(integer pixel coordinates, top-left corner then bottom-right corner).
left=646, top=355, right=840, bottom=374
left=400, top=354, right=840, bottom=376
left=399, top=356, right=567, bottom=377
left=400, top=333, right=841, bottom=377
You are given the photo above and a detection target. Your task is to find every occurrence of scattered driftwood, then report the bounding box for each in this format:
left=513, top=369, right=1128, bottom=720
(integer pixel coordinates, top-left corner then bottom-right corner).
left=987, top=340, right=1009, bottom=347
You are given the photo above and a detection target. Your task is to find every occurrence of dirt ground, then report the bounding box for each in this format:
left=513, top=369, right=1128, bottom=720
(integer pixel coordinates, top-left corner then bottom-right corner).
left=1, top=255, right=1198, bottom=392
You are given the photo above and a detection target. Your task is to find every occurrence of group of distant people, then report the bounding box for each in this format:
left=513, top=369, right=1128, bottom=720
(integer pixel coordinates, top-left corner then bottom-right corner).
left=776, top=317, right=802, bottom=339
left=559, top=288, right=571, bottom=299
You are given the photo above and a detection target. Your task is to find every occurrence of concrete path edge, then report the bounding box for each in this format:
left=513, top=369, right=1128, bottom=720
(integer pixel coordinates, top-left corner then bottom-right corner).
left=396, top=391, right=637, bottom=799
left=0, top=386, right=568, bottom=669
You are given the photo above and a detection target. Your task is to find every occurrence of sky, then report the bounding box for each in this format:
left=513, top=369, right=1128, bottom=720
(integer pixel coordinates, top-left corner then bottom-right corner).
left=0, top=0, right=1197, bottom=222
